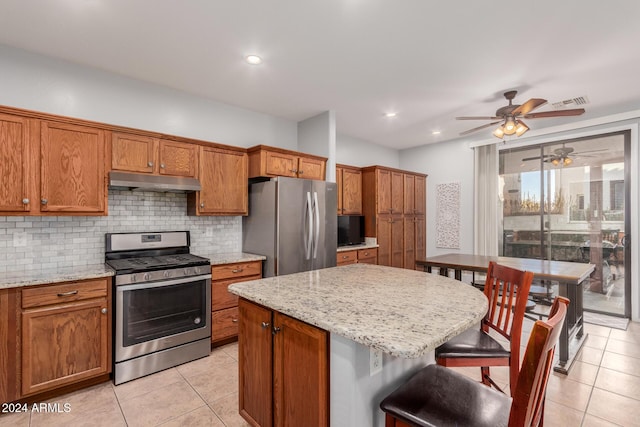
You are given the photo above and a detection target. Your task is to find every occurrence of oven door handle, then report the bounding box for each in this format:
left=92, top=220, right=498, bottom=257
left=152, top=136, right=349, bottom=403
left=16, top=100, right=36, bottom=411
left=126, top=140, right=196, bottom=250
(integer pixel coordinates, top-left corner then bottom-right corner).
left=117, top=274, right=212, bottom=292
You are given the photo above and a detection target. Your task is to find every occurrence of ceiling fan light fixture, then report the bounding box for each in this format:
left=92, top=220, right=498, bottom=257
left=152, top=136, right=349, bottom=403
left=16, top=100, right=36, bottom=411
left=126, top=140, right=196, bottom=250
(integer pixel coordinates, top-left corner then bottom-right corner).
left=503, top=116, right=517, bottom=135
left=551, top=158, right=560, bottom=166
left=563, top=157, right=573, bottom=166
left=515, top=120, right=529, bottom=137
left=493, top=125, right=505, bottom=138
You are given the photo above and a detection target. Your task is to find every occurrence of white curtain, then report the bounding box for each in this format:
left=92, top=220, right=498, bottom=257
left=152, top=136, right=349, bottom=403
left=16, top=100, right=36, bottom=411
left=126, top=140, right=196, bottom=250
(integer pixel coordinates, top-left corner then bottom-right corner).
left=474, top=144, right=499, bottom=256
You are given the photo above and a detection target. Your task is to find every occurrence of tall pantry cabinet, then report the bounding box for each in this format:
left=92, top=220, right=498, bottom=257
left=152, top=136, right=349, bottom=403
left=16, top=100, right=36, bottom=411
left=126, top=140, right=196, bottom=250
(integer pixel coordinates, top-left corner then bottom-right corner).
left=362, top=166, right=427, bottom=269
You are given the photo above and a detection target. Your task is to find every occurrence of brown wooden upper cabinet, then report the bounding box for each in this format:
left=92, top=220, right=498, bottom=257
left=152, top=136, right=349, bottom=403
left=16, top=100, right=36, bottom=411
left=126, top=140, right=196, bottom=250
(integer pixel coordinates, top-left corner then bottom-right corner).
left=336, top=164, right=362, bottom=215
left=248, top=145, right=327, bottom=181
left=112, top=132, right=198, bottom=178
left=187, top=146, right=248, bottom=216
left=374, top=168, right=404, bottom=215
left=404, top=174, right=426, bottom=215
left=0, top=113, right=31, bottom=213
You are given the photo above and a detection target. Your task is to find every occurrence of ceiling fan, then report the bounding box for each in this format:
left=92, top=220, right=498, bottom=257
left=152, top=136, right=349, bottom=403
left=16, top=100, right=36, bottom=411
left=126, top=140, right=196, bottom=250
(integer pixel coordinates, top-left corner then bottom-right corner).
left=521, top=146, right=608, bottom=166
left=457, top=90, right=586, bottom=138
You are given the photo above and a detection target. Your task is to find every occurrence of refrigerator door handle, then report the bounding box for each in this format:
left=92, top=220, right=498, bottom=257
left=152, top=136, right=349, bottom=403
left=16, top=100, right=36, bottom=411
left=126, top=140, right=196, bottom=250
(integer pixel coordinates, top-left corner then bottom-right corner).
left=304, top=191, right=313, bottom=260
left=313, top=191, right=320, bottom=259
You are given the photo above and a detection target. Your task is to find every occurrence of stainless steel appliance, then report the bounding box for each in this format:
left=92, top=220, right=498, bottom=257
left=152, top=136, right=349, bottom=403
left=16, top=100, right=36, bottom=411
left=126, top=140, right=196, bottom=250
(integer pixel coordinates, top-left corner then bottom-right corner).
left=243, top=177, right=337, bottom=277
left=105, top=231, right=211, bottom=385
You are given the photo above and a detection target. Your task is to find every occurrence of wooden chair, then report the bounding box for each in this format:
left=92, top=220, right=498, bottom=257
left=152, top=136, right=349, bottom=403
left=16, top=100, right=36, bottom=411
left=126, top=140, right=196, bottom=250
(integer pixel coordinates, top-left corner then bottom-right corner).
left=380, top=296, right=570, bottom=427
left=435, top=262, right=534, bottom=395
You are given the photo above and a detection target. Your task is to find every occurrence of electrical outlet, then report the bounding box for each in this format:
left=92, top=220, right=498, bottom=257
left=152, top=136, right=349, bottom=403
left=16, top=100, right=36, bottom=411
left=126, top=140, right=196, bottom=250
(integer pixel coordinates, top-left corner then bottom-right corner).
left=369, top=348, right=383, bottom=376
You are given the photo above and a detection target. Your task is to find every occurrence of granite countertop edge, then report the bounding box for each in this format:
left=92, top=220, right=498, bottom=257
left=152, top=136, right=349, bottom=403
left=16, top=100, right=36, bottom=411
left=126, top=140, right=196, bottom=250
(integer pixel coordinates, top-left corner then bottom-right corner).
left=336, top=243, right=379, bottom=252
left=202, top=252, right=266, bottom=265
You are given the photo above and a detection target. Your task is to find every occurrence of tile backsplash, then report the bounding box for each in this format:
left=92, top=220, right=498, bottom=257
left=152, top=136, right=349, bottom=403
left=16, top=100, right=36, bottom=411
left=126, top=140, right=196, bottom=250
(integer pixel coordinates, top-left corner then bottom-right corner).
left=0, top=190, right=241, bottom=274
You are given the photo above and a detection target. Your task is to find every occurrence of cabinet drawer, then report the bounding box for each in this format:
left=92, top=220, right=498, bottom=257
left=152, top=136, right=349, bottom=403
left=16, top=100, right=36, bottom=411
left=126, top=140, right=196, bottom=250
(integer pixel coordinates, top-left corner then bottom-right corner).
left=358, top=248, right=378, bottom=264
left=336, top=250, right=358, bottom=266
left=22, top=278, right=109, bottom=309
left=212, top=274, right=261, bottom=311
left=212, top=261, right=262, bottom=281
left=212, top=307, right=239, bottom=341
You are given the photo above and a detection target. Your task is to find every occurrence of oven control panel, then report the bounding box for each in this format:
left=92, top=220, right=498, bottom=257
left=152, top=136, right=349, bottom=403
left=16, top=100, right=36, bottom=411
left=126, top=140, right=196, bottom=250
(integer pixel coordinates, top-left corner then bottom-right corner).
left=115, top=267, right=211, bottom=286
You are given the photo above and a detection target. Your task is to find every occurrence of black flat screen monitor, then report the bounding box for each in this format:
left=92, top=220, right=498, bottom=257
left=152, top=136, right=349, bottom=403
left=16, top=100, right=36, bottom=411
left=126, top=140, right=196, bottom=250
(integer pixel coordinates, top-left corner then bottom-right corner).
left=337, top=215, right=365, bottom=246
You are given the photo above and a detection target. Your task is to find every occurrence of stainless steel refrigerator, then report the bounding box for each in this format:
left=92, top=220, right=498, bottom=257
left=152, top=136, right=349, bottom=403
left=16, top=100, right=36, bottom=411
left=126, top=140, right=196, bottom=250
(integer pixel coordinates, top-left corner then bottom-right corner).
left=243, top=177, right=337, bottom=277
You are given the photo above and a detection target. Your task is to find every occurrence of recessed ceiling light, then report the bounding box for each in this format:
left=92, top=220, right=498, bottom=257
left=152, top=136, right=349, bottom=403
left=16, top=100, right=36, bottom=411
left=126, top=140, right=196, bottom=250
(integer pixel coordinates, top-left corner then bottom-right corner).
left=432, top=131, right=441, bottom=135
left=385, top=112, right=397, bottom=118
left=246, top=55, right=262, bottom=65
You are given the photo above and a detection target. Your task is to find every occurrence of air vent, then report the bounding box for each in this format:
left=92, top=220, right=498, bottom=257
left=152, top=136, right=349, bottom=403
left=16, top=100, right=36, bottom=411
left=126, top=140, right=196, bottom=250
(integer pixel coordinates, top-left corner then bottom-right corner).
left=552, top=96, right=590, bottom=109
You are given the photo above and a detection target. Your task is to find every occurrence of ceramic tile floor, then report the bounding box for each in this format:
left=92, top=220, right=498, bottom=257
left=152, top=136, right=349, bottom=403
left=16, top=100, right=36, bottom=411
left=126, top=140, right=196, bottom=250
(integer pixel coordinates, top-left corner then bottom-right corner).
left=1, top=320, right=639, bottom=427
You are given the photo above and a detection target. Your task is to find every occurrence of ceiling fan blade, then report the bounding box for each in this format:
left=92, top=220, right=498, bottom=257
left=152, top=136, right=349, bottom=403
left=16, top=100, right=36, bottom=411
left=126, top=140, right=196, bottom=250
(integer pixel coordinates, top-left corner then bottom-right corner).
left=459, top=121, right=502, bottom=136
left=573, top=148, right=609, bottom=155
left=523, top=108, right=586, bottom=119
left=456, top=116, right=502, bottom=120
left=511, top=98, right=547, bottom=116
left=522, top=154, right=552, bottom=162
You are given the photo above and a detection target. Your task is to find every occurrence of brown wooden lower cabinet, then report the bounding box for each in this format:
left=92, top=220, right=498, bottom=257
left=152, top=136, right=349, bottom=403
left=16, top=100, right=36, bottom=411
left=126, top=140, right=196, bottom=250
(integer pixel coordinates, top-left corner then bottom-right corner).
left=211, top=260, right=262, bottom=346
left=0, top=288, right=21, bottom=404
left=239, top=298, right=328, bottom=427
left=20, top=278, right=111, bottom=396
left=336, top=247, right=378, bottom=266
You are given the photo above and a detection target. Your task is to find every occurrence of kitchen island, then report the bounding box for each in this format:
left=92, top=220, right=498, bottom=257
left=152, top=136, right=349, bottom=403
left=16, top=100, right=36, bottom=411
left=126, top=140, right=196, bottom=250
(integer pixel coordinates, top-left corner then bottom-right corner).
left=228, top=263, right=487, bottom=427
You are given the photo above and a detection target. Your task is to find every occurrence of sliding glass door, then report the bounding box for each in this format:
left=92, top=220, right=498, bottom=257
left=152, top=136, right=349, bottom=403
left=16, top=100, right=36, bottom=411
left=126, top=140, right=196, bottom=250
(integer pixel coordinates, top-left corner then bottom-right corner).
left=499, top=132, right=630, bottom=317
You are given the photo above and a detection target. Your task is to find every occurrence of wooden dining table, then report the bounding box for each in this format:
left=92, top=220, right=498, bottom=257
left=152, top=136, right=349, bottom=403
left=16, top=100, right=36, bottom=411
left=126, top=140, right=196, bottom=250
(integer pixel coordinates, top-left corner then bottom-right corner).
left=416, top=253, right=595, bottom=374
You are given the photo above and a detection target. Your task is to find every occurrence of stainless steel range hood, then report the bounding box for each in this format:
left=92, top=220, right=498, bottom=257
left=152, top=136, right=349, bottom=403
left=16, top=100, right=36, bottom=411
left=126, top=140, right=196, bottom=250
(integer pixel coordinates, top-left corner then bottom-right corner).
left=109, top=171, right=201, bottom=192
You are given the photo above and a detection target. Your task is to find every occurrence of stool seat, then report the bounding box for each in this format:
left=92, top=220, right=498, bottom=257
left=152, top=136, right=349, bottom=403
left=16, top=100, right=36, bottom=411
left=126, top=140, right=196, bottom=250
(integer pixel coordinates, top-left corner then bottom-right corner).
left=380, top=364, right=511, bottom=427
left=436, top=329, right=509, bottom=359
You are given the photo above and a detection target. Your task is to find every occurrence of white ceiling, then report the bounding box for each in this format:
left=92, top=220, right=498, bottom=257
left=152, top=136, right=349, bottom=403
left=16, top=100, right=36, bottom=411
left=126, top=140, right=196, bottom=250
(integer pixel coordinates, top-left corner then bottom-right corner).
left=1, top=1, right=640, bottom=150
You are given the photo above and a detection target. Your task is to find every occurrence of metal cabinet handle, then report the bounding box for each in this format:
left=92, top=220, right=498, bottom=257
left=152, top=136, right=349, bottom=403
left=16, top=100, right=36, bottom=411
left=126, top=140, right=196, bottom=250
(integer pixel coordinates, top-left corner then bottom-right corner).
left=272, top=326, right=281, bottom=335
left=364, top=252, right=369, bottom=256
left=200, top=202, right=205, bottom=208
left=290, top=169, right=298, bottom=173
left=232, top=318, right=239, bottom=323
left=41, top=198, right=48, bottom=205
left=298, top=170, right=304, bottom=175
left=147, top=161, right=154, bottom=167
left=101, top=308, right=107, bottom=314
left=22, top=198, right=29, bottom=204
left=160, top=163, right=166, bottom=169
left=261, top=322, right=270, bottom=329
left=342, top=255, right=348, bottom=259
left=232, top=268, right=244, bottom=273
left=57, top=290, right=78, bottom=297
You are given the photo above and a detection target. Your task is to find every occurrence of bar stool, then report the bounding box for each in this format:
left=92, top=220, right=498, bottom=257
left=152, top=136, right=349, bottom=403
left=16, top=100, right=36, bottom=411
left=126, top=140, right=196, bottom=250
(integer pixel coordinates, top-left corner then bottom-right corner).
left=435, top=262, right=534, bottom=394
left=380, top=296, right=569, bottom=427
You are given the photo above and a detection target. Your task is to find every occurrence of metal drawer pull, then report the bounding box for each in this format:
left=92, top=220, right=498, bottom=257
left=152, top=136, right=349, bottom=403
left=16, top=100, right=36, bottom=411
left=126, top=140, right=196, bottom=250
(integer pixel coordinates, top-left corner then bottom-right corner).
left=57, top=290, right=79, bottom=297
left=232, top=318, right=239, bottom=323
left=232, top=268, right=244, bottom=273
left=101, top=308, right=107, bottom=314
left=22, top=198, right=29, bottom=204
left=41, top=198, right=48, bottom=205
left=147, top=161, right=153, bottom=167
left=272, top=326, right=281, bottom=335
left=261, top=321, right=270, bottom=329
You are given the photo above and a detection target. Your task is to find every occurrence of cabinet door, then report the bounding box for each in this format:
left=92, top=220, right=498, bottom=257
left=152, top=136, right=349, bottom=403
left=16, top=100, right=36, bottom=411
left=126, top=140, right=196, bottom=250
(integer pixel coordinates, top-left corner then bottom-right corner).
left=342, top=168, right=362, bottom=215
left=404, top=216, right=415, bottom=270
left=197, top=147, right=248, bottom=215
left=111, top=132, right=156, bottom=173
left=404, top=174, right=415, bottom=214
left=336, top=250, right=358, bottom=266
left=297, top=156, right=325, bottom=180
left=0, top=113, right=30, bottom=213
left=376, top=169, right=392, bottom=214
left=158, top=140, right=198, bottom=177
left=273, top=312, right=328, bottom=427
left=357, top=248, right=377, bottom=265
left=265, top=151, right=298, bottom=177
left=391, top=171, right=404, bottom=214
left=40, top=122, right=106, bottom=214
left=415, top=175, right=426, bottom=215
left=391, top=215, right=404, bottom=268
left=376, top=215, right=392, bottom=266
left=239, top=299, right=273, bottom=427
left=415, top=215, right=426, bottom=263
left=336, top=167, right=343, bottom=214
left=22, top=299, right=109, bottom=396
left=0, top=288, right=20, bottom=404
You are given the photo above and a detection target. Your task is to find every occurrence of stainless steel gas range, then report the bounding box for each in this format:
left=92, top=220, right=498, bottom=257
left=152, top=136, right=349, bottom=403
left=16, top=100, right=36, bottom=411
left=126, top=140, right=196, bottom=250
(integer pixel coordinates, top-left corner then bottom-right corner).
left=105, top=231, right=211, bottom=385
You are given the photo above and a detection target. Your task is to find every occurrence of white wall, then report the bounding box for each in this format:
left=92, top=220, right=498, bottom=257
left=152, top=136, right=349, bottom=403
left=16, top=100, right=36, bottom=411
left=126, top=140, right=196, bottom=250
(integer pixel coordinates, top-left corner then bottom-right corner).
left=336, top=134, right=400, bottom=168
left=298, top=111, right=337, bottom=181
left=0, top=45, right=298, bottom=149
left=399, top=139, right=476, bottom=257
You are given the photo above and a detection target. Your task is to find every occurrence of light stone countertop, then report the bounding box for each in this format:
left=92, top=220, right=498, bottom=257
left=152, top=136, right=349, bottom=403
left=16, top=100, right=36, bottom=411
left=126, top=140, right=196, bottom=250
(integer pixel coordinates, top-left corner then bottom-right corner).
left=0, top=264, right=115, bottom=289
left=200, top=252, right=266, bottom=265
left=336, top=243, right=379, bottom=252
left=229, top=263, right=487, bottom=358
